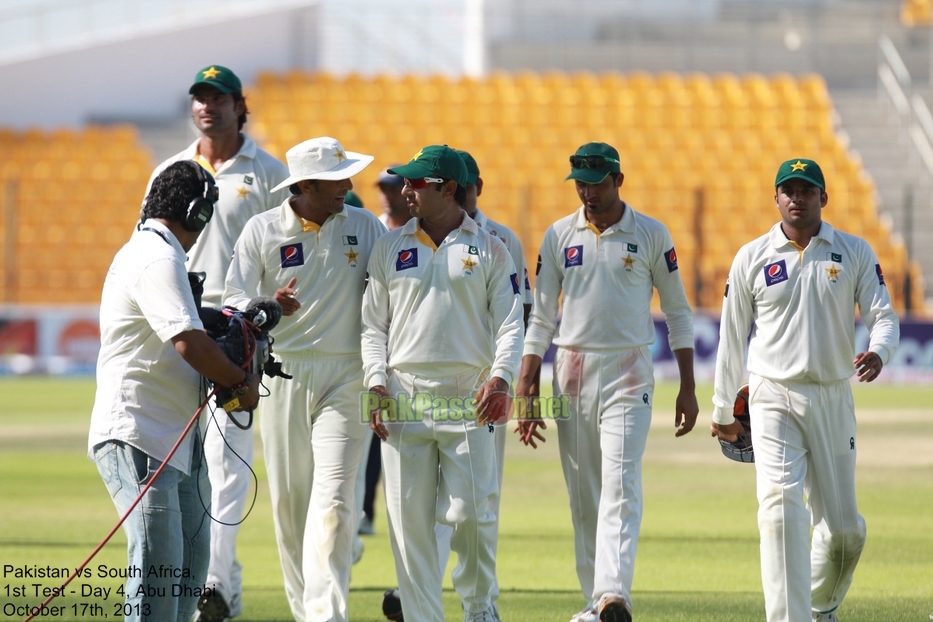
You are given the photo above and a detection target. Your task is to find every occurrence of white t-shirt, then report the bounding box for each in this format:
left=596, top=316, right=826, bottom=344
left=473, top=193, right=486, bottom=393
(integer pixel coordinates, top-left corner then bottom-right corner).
left=89, top=220, right=205, bottom=474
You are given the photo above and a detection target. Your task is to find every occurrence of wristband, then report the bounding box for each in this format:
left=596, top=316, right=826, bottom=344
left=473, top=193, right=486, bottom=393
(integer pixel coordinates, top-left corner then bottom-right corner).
left=229, top=371, right=252, bottom=395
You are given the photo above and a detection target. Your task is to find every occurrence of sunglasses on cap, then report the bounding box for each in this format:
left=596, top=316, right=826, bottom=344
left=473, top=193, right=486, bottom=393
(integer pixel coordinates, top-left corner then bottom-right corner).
left=404, top=176, right=445, bottom=189
left=569, top=155, right=620, bottom=169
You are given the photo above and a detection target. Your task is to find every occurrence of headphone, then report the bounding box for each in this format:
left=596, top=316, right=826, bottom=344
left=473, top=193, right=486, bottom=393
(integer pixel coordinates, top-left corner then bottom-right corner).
left=182, top=160, right=218, bottom=232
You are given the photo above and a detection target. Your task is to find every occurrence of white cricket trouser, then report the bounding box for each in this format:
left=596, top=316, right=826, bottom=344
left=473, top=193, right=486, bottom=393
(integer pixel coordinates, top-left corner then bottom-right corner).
left=261, top=353, right=369, bottom=622
left=353, top=428, right=375, bottom=560
left=750, top=375, right=865, bottom=622
left=434, top=420, right=506, bottom=600
left=553, top=346, right=654, bottom=609
left=202, top=406, right=254, bottom=616
left=382, top=367, right=499, bottom=622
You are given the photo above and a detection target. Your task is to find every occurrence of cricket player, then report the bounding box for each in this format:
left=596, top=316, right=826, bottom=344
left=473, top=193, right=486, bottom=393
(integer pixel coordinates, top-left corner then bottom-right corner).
left=143, top=64, right=289, bottom=622
left=516, top=142, right=698, bottom=622
left=361, top=144, right=524, bottom=622
left=224, top=137, right=382, bottom=622
left=376, top=166, right=413, bottom=231
left=381, top=148, right=535, bottom=620
left=90, top=161, right=260, bottom=622
left=711, top=159, right=899, bottom=622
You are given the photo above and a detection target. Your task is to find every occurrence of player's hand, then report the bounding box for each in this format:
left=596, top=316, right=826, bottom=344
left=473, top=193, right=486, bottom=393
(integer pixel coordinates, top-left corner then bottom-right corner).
left=710, top=419, right=745, bottom=443
left=854, top=351, right=883, bottom=383
left=240, top=372, right=261, bottom=411
left=674, top=386, right=699, bottom=437
left=367, top=385, right=390, bottom=440
left=274, top=277, right=301, bottom=316
left=516, top=419, right=547, bottom=448
left=514, top=355, right=545, bottom=447
left=474, top=377, right=512, bottom=426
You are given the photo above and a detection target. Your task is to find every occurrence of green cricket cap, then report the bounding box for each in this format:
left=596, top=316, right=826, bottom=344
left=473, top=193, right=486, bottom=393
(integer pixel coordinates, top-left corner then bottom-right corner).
left=344, top=190, right=364, bottom=208
left=388, top=145, right=468, bottom=187
left=775, top=158, right=825, bottom=189
left=189, top=65, right=242, bottom=95
left=566, top=142, right=622, bottom=184
left=455, top=149, right=481, bottom=185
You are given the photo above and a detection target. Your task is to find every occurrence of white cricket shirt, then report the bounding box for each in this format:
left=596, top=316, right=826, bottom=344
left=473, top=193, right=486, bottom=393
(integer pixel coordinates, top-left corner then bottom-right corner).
left=712, top=221, right=900, bottom=424
left=472, top=207, right=533, bottom=306
left=224, top=199, right=386, bottom=355
left=146, top=136, right=290, bottom=308
left=89, top=220, right=205, bottom=474
left=361, top=212, right=524, bottom=389
left=524, top=204, right=694, bottom=358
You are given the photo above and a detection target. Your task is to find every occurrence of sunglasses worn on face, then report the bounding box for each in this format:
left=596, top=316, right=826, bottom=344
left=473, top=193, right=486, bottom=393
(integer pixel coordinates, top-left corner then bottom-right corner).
left=569, top=155, right=620, bottom=169
left=404, top=176, right=445, bottom=189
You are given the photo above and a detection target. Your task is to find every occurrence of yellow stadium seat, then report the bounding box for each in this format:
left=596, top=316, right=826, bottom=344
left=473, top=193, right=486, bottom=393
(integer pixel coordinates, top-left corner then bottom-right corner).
left=207, top=70, right=926, bottom=314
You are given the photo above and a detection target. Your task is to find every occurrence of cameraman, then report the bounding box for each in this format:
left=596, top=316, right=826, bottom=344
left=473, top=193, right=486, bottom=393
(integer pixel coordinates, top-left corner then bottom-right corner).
left=88, top=161, right=260, bottom=622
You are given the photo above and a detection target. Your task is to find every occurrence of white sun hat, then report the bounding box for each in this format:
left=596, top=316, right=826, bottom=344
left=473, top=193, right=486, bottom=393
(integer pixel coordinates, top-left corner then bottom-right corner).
left=271, top=137, right=374, bottom=192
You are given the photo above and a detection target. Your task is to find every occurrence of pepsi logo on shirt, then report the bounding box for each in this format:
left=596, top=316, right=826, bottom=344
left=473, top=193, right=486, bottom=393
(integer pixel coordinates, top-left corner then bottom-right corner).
left=564, top=245, right=584, bottom=268
left=396, top=248, right=419, bottom=271
left=280, top=244, right=304, bottom=268
left=763, top=260, right=788, bottom=287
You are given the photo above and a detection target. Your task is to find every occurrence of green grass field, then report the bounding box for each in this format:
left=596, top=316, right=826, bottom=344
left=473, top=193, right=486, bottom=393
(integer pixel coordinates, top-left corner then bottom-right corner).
left=1, top=377, right=931, bottom=621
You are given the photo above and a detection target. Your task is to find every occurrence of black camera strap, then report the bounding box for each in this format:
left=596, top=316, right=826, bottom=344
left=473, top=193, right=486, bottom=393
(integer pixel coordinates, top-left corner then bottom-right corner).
left=139, top=226, right=172, bottom=247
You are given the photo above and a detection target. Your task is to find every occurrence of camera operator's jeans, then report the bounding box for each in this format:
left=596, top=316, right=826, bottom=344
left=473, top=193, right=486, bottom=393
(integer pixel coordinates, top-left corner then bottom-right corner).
left=94, top=437, right=211, bottom=622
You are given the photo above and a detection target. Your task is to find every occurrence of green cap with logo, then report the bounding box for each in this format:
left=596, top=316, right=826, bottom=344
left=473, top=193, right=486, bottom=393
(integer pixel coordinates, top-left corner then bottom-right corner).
left=189, top=65, right=242, bottom=95
left=566, top=142, right=622, bottom=184
left=455, top=149, right=481, bottom=185
left=388, top=145, right=468, bottom=187
left=774, top=158, right=825, bottom=189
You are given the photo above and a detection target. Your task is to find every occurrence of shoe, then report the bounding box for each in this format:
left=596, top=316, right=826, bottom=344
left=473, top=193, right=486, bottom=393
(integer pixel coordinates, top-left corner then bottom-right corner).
left=813, top=613, right=838, bottom=622
left=382, top=589, right=404, bottom=621
left=197, top=588, right=231, bottom=622
left=463, top=605, right=501, bottom=622
left=359, top=514, right=375, bottom=535
left=570, top=606, right=598, bottom=622
left=597, top=595, right=632, bottom=622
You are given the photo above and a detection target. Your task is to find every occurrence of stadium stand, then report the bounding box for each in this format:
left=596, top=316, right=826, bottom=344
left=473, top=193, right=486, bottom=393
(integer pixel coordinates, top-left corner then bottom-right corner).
left=0, top=70, right=924, bottom=314
left=246, top=70, right=926, bottom=314
left=901, top=0, right=931, bottom=26
left=0, top=125, right=151, bottom=305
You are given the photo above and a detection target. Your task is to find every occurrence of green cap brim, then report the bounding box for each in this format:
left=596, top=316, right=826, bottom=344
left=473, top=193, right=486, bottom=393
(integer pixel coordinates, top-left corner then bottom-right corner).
left=387, top=161, right=437, bottom=180
left=189, top=82, right=237, bottom=95
left=566, top=168, right=611, bottom=184
left=775, top=171, right=824, bottom=189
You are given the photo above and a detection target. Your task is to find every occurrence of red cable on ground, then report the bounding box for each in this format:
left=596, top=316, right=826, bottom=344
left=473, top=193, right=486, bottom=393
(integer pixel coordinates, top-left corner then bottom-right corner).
left=22, top=388, right=218, bottom=622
